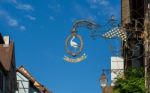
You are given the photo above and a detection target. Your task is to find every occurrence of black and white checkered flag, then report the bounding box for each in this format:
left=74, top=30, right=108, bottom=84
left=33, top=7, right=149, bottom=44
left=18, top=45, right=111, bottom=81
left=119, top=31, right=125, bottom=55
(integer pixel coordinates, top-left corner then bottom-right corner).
left=102, top=26, right=127, bottom=41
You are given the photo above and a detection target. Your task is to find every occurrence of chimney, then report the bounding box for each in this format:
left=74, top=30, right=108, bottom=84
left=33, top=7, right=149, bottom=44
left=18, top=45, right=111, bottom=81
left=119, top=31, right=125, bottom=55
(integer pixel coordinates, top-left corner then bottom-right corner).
left=3, top=36, right=9, bottom=47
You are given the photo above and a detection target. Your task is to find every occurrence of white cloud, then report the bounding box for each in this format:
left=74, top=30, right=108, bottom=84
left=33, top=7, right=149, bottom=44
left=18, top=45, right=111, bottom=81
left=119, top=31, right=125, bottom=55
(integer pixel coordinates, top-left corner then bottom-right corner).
left=6, top=16, right=18, bottom=27
left=73, top=3, right=97, bottom=20
left=16, top=4, right=33, bottom=11
left=11, top=0, right=34, bottom=11
left=91, top=0, right=97, bottom=3
left=49, top=16, right=55, bottom=21
left=11, top=0, right=17, bottom=4
left=0, top=10, right=18, bottom=27
left=48, top=2, right=61, bottom=13
left=0, top=10, right=26, bottom=31
left=20, top=25, right=26, bottom=31
left=99, top=0, right=109, bottom=6
left=26, top=15, right=36, bottom=21
left=87, top=0, right=119, bottom=17
left=88, top=0, right=109, bottom=6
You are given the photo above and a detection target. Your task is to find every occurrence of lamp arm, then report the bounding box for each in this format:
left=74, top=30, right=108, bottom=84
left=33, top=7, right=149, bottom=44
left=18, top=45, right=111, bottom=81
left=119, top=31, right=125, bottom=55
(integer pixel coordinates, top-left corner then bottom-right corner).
left=71, top=20, right=100, bottom=33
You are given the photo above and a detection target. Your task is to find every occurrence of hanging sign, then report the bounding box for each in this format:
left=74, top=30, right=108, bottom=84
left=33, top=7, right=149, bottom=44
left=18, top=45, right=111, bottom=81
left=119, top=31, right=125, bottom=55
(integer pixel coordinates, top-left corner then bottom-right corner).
left=64, top=33, right=87, bottom=63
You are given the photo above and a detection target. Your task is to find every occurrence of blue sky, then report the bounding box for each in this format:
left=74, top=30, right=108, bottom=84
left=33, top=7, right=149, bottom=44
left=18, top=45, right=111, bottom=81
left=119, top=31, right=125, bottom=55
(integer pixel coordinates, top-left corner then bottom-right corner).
left=0, top=0, right=121, bottom=93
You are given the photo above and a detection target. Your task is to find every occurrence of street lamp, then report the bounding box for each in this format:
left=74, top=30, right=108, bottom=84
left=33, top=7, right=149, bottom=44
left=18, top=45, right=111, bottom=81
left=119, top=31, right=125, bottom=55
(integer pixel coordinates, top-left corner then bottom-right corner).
left=100, top=72, right=107, bottom=88
left=100, top=72, right=107, bottom=93
left=99, top=69, right=123, bottom=93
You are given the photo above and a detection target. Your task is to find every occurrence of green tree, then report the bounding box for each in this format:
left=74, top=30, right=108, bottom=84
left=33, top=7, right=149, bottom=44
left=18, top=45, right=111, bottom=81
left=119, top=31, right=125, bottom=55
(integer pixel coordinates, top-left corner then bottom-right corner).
left=113, top=67, right=146, bottom=93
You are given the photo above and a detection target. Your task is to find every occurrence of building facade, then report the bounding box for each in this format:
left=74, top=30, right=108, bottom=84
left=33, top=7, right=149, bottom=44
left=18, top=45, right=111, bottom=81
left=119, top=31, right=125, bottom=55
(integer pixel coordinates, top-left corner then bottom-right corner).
left=0, top=33, right=17, bottom=93
left=122, top=0, right=150, bottom=92
left=111, top=56, right=124, bottom=86
left=16, top=66, right=52, bottom=93
left=144, top=0, right=150, bottom=92
left=122, top=0, right=145, bottom=68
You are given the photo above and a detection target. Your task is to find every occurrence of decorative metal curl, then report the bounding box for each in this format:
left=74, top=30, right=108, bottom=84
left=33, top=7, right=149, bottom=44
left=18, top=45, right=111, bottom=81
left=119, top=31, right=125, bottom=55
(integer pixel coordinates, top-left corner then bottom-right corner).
left=71, top=19, right=100, bottom=33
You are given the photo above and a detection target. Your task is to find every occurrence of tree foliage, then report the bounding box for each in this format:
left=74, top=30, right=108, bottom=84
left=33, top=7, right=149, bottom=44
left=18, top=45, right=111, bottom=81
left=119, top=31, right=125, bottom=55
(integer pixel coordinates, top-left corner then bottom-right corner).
left=113, top=67, right=146, bottom=93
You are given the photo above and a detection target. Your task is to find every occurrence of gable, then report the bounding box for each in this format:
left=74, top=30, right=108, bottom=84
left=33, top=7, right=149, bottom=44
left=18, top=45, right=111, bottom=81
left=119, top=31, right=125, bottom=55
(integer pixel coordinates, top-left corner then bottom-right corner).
left=16, top=72, right=29, bottom=82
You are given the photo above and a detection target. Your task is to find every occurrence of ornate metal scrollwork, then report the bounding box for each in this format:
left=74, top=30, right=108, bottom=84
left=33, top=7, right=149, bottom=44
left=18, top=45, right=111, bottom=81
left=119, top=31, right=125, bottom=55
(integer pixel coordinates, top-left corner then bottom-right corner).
left=64, top=17, right=145, bottom=62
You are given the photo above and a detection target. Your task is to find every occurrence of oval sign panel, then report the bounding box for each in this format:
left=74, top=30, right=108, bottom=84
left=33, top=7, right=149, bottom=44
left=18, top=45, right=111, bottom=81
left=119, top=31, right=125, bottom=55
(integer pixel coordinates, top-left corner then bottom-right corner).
left=64, top=33, right=87, bottom=63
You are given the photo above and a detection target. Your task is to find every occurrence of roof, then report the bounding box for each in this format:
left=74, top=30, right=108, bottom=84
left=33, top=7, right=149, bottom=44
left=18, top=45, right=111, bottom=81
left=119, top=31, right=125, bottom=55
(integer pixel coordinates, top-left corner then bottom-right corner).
left=0, top=42, right=14, bottom=71
left=17, top=66, right=52, bottom=93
